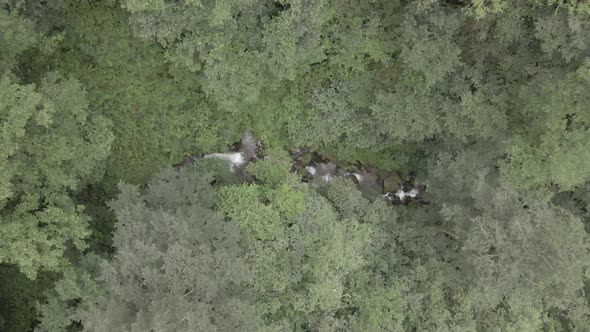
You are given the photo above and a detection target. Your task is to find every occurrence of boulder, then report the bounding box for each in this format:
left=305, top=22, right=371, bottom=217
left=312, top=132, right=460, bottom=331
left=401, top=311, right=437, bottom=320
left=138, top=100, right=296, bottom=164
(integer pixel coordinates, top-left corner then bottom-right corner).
left=383, top=173, right=403, bottom=193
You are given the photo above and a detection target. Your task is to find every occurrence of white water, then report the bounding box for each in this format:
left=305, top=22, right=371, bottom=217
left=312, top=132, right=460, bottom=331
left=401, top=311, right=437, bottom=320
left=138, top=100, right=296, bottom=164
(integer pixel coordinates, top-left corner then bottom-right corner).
left=203, top=152, right=246, bottom=171
left=392, top=188, right=420, bottom=201
left=395, top=189, right=407, bottom=201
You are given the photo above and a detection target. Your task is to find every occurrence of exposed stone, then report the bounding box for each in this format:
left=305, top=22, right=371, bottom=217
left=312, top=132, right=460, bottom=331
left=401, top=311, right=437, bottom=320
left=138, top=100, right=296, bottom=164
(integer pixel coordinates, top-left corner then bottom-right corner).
left=383, top=173, right=403, bottom=193
left=239, top=132, right=259, bottom=161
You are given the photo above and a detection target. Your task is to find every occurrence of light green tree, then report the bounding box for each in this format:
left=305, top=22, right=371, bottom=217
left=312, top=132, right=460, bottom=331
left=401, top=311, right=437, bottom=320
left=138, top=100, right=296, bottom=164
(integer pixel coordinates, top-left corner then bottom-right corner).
left=0, top=73, right=113, bottom=279
left=214, top=149, right=376, bottom=329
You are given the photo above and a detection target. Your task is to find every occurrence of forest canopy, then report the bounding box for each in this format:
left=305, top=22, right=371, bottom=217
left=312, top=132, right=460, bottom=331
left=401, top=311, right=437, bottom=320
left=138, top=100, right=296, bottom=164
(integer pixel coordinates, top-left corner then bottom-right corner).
left=1, top=0, right=590, bottom=331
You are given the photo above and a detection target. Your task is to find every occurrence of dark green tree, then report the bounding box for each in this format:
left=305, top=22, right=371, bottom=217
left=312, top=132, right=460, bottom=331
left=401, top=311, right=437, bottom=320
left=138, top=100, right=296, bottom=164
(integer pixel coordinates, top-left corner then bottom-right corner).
left=0, top=2, right=38, bottom=76
left=79, top=168, right=260, bottom=331
left=500, top=61, right=590, bottom=192
left=35, top=254, right=104, bottom=332
left=427, top=150, right=590, bottom=330
left=23, top=0, right=225, bottom=189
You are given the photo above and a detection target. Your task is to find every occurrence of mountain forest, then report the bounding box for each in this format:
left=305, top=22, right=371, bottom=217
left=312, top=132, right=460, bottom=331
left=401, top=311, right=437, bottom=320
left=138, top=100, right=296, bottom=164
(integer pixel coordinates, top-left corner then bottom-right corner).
left=2, top=0, right=590, bottom=331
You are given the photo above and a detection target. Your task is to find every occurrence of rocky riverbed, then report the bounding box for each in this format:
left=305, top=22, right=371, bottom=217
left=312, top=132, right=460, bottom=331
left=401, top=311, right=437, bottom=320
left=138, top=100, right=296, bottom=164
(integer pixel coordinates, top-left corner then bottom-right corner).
left=176, top=133, right=428, bottom=206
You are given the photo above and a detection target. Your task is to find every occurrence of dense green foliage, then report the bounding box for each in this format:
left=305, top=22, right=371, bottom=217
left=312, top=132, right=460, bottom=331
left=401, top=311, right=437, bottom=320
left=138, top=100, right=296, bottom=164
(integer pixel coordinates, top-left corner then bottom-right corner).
left=0, top=73, right=113, bottom=278
left=1, top=0, right=590, bottom=330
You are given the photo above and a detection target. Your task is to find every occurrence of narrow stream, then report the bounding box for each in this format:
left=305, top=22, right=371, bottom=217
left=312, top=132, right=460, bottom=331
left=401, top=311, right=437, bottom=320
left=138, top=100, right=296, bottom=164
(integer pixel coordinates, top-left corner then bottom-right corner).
left=176, top=133, right=429, bottom=206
